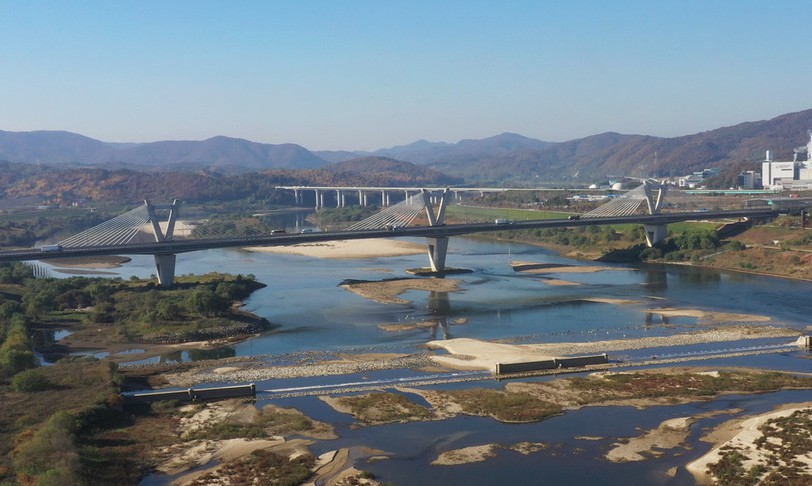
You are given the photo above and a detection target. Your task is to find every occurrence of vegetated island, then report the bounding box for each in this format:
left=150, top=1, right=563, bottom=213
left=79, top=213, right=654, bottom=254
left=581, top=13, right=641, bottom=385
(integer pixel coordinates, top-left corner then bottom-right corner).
left=33, top=271, right=272, bottom=362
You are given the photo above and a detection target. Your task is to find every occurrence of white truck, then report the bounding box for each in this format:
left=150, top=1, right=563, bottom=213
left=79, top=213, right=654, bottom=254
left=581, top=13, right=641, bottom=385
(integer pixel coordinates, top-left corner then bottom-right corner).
left=40, top=244, right=63, bottom=252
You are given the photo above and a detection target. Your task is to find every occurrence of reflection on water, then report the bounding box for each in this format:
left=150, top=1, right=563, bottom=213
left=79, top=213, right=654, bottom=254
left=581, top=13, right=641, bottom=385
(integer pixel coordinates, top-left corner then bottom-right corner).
left=187, top=347, right=236, bottom=361
left=428, top=291, right=451, bottom=339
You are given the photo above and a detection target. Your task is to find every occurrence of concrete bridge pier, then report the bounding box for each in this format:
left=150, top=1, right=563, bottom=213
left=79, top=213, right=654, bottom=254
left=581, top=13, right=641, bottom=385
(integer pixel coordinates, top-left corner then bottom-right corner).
left=154, top=253, right=177, bottom=287
left=644, top=224, right=668, bottom=247
left=422, top=188, right=450, bottom=273
left=426, top=237, right=449, bottom=273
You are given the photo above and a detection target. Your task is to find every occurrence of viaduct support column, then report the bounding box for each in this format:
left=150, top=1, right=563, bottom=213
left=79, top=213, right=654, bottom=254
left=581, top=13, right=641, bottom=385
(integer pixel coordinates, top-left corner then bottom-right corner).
left=426, top=237, right=449, bottom=273
left=644, top=224, right=668, bottom=247
left=336, top=190, right=341, bottom=208
left=154, top=253, right=177, bottom=287
left=314, top=190, right=320, bottom=209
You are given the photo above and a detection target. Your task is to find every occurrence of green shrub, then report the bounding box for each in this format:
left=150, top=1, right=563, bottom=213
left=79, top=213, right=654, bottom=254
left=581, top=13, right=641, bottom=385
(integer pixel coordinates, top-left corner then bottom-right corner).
left=12, top=369, right=50, bottom=392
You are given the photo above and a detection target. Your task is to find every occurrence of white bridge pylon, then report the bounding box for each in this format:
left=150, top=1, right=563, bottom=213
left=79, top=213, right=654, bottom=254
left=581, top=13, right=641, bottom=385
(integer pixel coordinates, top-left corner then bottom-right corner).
left=347, top=188, right=451, bottom=273
left=584, top=181, right=668, bottom=246
left=57, top=200, right=183, bottom=286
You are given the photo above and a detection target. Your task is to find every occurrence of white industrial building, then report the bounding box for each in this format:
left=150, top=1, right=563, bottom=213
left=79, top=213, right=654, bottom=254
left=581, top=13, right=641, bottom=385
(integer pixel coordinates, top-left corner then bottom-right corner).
left=762, top=131, right=812, bottom=190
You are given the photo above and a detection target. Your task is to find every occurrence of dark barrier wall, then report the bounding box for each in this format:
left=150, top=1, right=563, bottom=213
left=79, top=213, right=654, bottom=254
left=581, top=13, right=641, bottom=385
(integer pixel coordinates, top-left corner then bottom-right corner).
left=496, top=354, right=608, bottom=374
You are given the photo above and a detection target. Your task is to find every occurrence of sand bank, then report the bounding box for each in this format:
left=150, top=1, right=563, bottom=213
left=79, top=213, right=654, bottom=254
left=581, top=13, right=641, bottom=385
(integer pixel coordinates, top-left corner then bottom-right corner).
left=686, top=402, right=812, bottom=484
left=341, top=277, right=461, bottom=304
left=511, top=261, right=623, bottom=274
left=245, top=238, right=425, bottom=259
left=605, top=410, right=736, bottom=463
left=648, top=307, right=771, bottom=323
left=42, top=255, right=131, bottom=269
left=431, top=441, right=547, bottom=466
left=427, top=325, right=798, bottom=371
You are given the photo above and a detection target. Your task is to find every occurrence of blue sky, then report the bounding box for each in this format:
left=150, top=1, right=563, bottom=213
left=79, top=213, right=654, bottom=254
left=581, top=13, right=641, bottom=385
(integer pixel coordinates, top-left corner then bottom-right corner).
left=1, top=0, right=810, bottom=150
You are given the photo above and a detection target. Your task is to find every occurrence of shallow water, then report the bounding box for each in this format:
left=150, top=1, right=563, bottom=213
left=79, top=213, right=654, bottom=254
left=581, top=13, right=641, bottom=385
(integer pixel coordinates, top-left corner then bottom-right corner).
left=106, top=234, right=812, bottom=485
left=64, top=235, right=807, bottom=364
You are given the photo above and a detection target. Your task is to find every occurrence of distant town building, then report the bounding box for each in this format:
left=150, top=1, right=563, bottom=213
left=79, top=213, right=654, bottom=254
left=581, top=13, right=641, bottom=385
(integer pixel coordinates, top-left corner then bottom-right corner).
left=738, top=170, right=761, bottom=189
left=762, top=130, right=812, bottom=190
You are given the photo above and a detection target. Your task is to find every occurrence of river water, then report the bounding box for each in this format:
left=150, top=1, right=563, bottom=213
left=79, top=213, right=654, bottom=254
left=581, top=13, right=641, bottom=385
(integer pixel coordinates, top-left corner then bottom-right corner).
left=56, top=235, right=808, bottom=360
left=43, top=220, right=812, bottom=485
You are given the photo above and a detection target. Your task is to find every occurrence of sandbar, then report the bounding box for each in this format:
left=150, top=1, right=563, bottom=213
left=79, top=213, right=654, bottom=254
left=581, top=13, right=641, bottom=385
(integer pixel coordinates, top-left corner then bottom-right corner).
left=245, top=238, right=425, bottom=259
left=42, top=255, right=131, bottom=269
left=427, top=325, right=798, bottom=371
left=606, top=410, right=735, bottom=463
left=648, top=307, right=772, bottom=323
left=686, top=402, right=812, bottom=484
left=341, top=277, right=461, bottom=304
left=511, top=260, right=622, bottom=274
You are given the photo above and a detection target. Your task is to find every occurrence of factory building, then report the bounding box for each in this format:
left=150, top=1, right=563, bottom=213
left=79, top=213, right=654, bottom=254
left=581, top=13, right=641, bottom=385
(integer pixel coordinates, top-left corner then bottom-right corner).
left=762, top=131, right=812, bottom=190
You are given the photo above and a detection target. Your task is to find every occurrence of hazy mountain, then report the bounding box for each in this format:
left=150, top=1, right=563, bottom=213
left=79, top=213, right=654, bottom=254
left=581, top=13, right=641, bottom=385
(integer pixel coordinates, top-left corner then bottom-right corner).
left=368, top=132, right=550, bottom=164
left=402, top=109, right=812, bottom=184
left=0, top=131, right=329, bottom=171
left=0, top=130, right=115, bottom=165
left=4, top=108, right=812, bottom=184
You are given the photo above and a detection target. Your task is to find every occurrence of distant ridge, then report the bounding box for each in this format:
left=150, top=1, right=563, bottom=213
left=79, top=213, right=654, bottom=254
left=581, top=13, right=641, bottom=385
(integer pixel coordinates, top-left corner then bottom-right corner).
left=0, top=131, right=328, bottom=171
left=3, top=108, right=812, bottom=183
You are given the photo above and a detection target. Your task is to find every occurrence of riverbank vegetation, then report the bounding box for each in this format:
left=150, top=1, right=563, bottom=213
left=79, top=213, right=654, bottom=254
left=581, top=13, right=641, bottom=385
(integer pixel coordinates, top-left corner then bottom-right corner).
left=16, top=270, right=268, bottom=344
left=0, top=263, right=276, bottom=484
left=329, top=370, right=812, bottom=426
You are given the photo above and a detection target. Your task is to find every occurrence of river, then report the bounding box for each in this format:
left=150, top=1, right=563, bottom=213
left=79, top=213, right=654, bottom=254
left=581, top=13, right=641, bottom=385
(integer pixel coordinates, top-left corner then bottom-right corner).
left=40, top=222, right=812, bottom=485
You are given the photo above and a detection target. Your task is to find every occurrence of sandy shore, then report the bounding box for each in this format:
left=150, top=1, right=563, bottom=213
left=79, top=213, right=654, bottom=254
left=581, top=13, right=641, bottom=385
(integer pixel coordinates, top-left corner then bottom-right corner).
left=686, top=402, right=812, bottom=484
left=245, top=238, right=425, bottom=259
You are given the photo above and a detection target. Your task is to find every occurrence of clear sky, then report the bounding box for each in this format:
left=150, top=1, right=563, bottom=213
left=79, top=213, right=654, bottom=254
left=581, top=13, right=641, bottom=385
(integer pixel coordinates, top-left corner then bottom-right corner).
left=1, top=0, right=810, bottom=151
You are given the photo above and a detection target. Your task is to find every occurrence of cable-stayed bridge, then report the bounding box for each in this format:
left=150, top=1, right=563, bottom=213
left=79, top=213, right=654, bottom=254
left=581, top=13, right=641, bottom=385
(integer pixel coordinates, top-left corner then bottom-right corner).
left=0, top=183, right=776, bottom=286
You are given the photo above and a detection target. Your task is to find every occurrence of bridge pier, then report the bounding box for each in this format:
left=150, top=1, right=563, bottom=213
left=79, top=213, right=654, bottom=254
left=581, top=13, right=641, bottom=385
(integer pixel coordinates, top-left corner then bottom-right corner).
left=426, top=237, right=449, bottom=273
left=423, top=188, right=450, bottom=273
left=154, top=253, right=177, bottom=287
left=644, top=224, right=668, bottom=247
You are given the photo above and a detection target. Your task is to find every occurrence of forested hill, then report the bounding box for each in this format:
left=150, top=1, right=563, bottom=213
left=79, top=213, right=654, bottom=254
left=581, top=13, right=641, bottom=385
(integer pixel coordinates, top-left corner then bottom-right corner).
left=4, top=108, right=812, bottom=184
left=385, top=109, right=812, bottom=184
left=326, top=157, right=462, bottom=185
left=0, top=159, right=457, bottom=206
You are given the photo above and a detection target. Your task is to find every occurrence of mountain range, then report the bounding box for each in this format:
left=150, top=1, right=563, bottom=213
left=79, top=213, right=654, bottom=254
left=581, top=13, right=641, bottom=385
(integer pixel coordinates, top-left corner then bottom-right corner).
left=3, top=108, right=812, bottom=184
